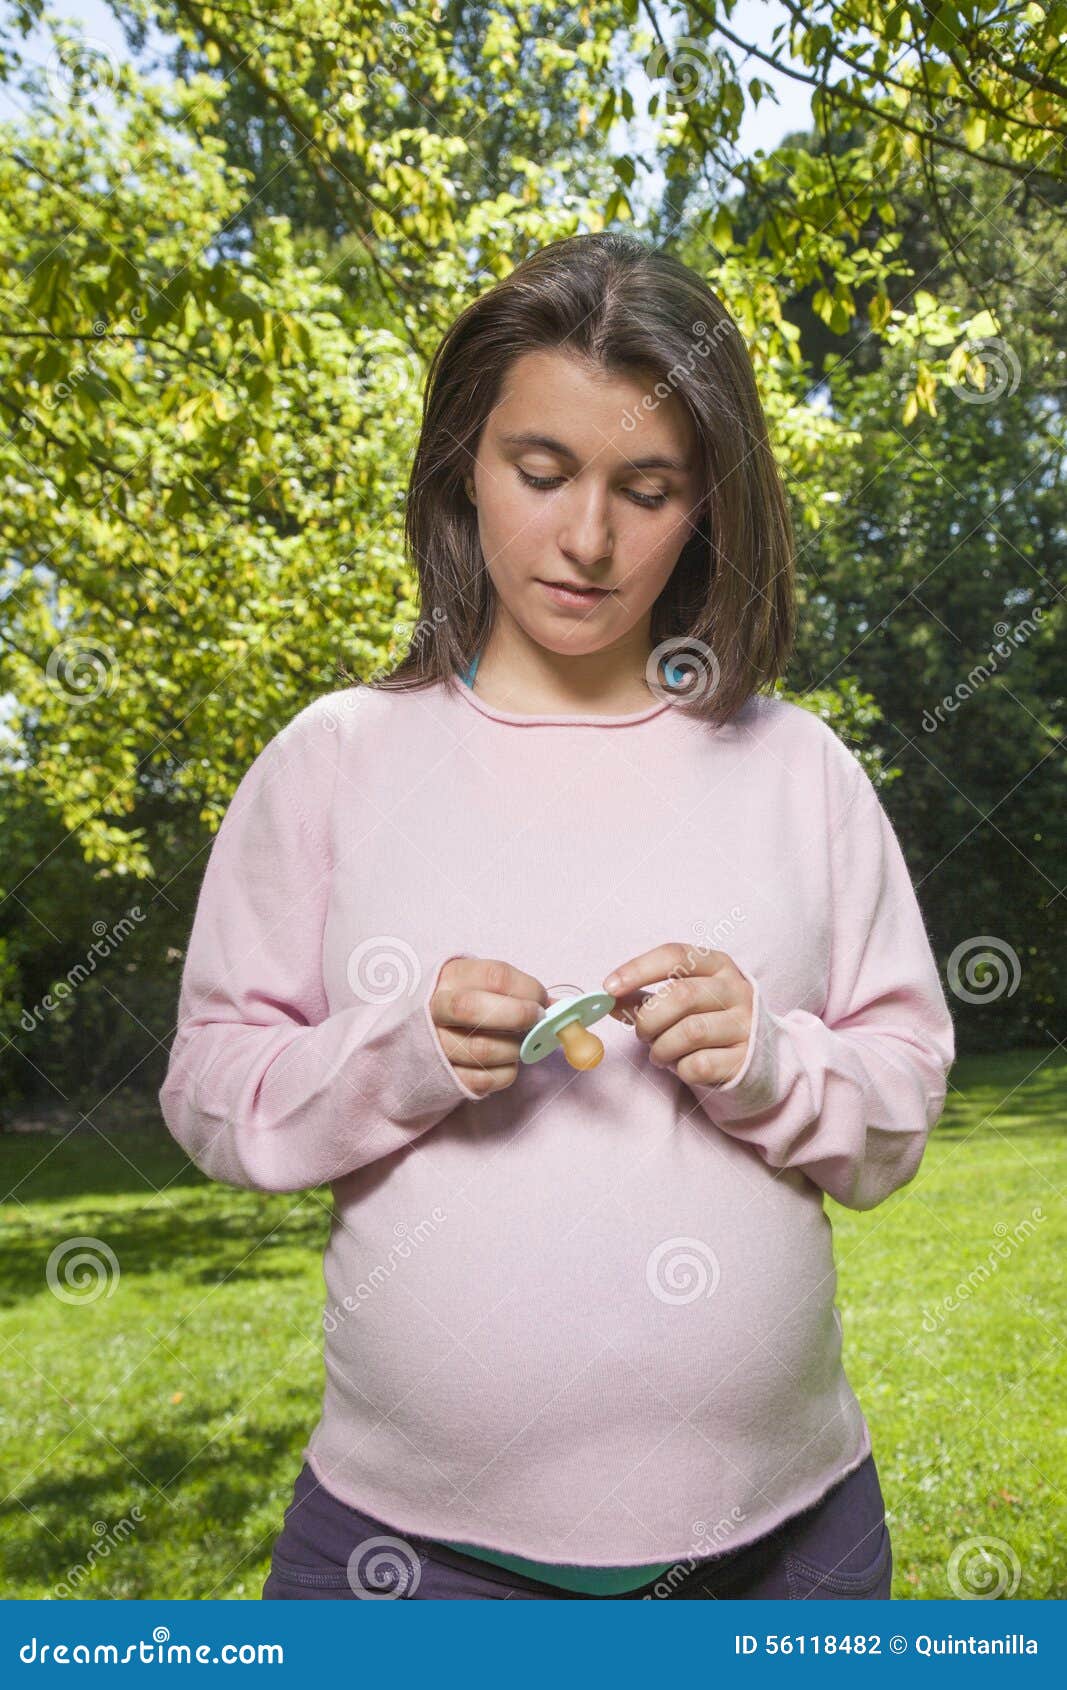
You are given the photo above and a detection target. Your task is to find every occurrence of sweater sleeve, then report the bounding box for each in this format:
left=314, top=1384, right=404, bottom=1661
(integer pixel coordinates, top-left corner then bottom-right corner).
left=681, top=760, right=957, bottom=1212
left=157, top=702, right=483, bottom=1195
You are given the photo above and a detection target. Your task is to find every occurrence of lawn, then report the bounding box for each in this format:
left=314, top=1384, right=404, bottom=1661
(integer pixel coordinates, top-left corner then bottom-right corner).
left=2, top=1046, right=1064, bottom=1600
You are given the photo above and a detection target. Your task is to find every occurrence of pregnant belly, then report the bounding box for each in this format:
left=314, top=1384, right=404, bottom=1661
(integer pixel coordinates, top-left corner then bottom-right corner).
left=322, top=1124, right=844, bottom=1490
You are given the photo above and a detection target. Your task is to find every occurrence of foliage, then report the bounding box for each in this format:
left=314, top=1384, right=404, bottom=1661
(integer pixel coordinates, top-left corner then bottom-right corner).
left=1, top=1, right=1063, bottom=1106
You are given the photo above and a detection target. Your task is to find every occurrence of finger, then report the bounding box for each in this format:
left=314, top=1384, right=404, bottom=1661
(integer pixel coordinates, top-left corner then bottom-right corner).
left=602, top=942, right=732, bottom=999
left=452, top=1063, right=519, bottom=1096
left=647, top=1006, right=751, bottom=1068
left=606, top=988, right=653, bottom=1025
left=634, top=971, right=744, bottom=1042
left=439, top=957, right=550, bottom=1016
left=436, top=1024, right=526, bottom=1068
left=675, top=1044, right=750, bottom=1089
left=433, top=982, right=547, bottom=1037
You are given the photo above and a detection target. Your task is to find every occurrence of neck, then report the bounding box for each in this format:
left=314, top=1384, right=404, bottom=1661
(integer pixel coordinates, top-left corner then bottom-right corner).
left=470, top=618, right=659, bottom=716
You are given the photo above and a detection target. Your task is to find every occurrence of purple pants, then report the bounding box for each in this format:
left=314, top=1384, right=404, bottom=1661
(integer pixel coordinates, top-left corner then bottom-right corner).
left=261, top=1451, right=892, bottom=1600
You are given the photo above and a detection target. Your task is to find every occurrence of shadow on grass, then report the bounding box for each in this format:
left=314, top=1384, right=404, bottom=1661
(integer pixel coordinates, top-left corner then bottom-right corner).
left=0, top=1125, right=331, bottom=1307
left=1, top=1416, right=311, bottom=1597
left=936, top=1044, right=1067, bottom=1137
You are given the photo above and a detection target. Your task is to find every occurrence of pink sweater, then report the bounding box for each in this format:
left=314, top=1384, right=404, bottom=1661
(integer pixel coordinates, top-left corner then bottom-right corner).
left=158, top=677, right=956, bottom=1566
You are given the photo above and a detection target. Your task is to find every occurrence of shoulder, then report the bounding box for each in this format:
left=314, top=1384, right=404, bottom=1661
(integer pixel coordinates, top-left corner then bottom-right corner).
left=272, top=681, right=398, bottom=763
left=746, top=692, right=873, bottom=819
left=269, top=678, right=433, bottom=793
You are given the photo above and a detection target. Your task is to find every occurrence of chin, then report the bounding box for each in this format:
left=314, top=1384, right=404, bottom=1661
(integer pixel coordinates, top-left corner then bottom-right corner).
left=529, top=625, right=605, bottom=657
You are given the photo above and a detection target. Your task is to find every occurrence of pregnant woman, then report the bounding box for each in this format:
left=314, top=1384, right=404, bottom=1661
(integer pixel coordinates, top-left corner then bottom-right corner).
left=159, top=230, right=956, bottom=1600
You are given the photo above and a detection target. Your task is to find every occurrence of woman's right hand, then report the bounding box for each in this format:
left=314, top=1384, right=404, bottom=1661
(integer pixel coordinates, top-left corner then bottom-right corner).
left=430, top=957, right=550, bottom=1095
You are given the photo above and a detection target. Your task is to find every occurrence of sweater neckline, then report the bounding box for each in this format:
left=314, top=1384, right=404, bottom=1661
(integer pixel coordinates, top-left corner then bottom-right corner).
left=454, top=671, right=674, bottom=728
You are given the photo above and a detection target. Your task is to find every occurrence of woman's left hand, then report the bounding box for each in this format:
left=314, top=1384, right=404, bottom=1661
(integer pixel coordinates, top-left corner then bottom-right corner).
left=602, top=943, right=755, bottom=1088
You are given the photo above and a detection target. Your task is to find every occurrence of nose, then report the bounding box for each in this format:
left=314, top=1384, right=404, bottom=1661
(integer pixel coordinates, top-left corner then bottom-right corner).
left=557, top=479, right=614, bottom=568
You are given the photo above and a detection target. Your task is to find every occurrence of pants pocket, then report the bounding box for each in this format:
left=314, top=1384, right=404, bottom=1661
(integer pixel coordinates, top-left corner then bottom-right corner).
left=784, top=1521, right=893, bottom=1599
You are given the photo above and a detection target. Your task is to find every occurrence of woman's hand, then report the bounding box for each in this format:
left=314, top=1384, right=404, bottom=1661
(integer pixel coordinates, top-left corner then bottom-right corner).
left=602, top=943, right=754, bottom=1088
left=431, top=957, right=550, bottom=1095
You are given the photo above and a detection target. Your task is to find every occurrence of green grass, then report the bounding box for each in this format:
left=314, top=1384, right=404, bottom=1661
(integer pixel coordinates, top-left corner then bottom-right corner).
left=1, top=1046, right=1064, bottom=1600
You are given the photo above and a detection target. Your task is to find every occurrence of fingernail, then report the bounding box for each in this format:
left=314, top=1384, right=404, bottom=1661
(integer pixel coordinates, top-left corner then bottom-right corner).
left=603, top=973, right=621, bottom=992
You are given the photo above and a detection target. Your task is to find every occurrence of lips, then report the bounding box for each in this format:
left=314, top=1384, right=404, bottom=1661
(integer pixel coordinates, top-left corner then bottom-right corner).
left=536, top=578, right=613, bottom=604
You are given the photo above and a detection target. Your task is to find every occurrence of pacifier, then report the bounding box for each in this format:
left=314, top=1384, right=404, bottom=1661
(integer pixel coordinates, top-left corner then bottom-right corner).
left=519, top=983, right=616, bottom=1071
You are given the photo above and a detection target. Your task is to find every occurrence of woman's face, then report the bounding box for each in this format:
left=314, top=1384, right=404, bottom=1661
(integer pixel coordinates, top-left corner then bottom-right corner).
left=467, top=348, right=704, bottom=659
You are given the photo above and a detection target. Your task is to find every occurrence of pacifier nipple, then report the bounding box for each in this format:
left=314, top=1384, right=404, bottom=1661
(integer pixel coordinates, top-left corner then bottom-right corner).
left=555, top=1019, right=605, bottom=1071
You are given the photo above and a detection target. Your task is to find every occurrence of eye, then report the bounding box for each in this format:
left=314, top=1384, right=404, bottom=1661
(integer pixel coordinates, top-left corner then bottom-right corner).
left=517, top=468, right=564, bottom=492
left=516, top=467, right=668, bottom=509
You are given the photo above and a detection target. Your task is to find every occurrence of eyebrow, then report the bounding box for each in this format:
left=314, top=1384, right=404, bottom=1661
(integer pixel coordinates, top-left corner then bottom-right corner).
left=499, top=430, right=690, bottom=474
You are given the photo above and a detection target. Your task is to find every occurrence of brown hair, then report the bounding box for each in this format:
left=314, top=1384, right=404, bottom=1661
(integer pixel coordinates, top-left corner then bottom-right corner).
left=347, top=230, right=796, bottom=725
